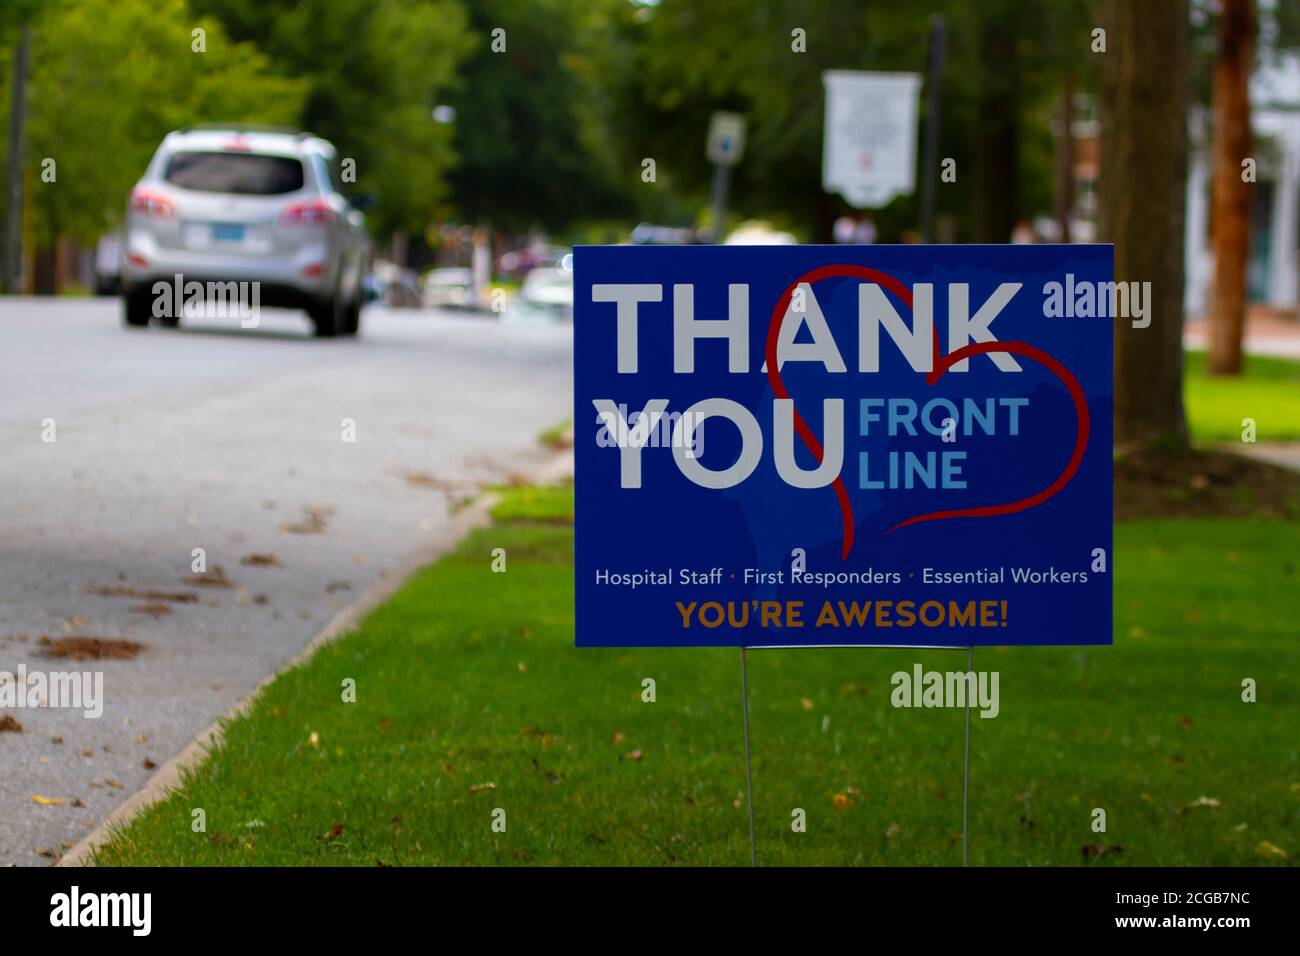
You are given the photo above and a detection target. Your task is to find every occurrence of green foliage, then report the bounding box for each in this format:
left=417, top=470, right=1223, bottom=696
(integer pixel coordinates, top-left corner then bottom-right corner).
left=440, top=0, right=633, bottom=234
left=192, top=0, right=472, bottom=237
left=1, top=0, right=304, bottom=245
left=578, top=0, right=1101, bottom=241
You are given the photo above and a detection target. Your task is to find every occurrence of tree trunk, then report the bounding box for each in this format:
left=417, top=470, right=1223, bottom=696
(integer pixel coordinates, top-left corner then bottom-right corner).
left=1208, top=0, right=1254, bottom=376
left=971, top=9, right=1020, bottom=243
left=1098, top=0, right=1190, bottom=450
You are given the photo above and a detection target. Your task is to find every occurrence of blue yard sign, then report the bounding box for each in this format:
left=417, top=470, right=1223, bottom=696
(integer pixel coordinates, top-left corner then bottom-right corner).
left=574, top=244, right=1113, bottom=647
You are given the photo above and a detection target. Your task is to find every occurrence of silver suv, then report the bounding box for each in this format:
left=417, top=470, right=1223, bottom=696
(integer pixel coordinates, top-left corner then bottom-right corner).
left=121, top=125, right=368, bottom=337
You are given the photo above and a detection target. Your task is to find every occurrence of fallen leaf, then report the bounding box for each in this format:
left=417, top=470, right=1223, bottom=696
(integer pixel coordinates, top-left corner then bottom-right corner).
left=1082, top=844, right=1124, bottom=857
left=611, top=731, right=625, bottom=745
left=1255, top=841, right=1287, bottom=860
left=624, top=750, right=644, bottom=762
left=800, top=698, right=814, bottom=711
left=31, top=795, right=64, bottom=805
left=468, top=782, right=497, bottom=793
left=0, top=714, right=22, bottom=732
left=183, top=571, right=234, bottom=588
left=280, top=506, right=330, bottom=535
left=832, top=793, right=851, bottom=809
left=42, top=637, right=143, bottom=661
left=142, top=758, right=157, bottom=770
left=129, top=603, right=173, bottom=618
left=88, top=585, right=196, bottom=603
left=240, top=553, right=282, bottom=567
left=321, top=824, right=345, bottom=842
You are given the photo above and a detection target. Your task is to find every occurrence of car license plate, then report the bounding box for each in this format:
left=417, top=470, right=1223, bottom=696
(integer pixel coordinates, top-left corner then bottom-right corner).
left=211, top=223, right=246, bottom=242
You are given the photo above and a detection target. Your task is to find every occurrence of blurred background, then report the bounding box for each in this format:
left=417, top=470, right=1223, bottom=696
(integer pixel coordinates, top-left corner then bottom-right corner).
left=0, top=1, right=1297, bottom=344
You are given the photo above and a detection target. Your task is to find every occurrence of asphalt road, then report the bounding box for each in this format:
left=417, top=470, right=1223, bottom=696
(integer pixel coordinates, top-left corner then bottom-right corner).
left=0, top=298, right=573, bottom=866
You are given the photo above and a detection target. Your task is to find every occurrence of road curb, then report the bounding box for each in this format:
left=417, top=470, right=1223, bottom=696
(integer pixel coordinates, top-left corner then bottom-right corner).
left=58, top=449, right=574, bottom=866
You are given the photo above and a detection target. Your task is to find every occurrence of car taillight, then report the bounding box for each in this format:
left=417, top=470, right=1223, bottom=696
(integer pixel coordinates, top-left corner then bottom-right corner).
left=280, top=199, right=333, bottom=227
left=129, top=188, right=174, bottom=219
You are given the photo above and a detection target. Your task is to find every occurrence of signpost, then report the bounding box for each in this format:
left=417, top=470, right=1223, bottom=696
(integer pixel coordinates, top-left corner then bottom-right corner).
left=705, top=111, right=746, bottom=242
left=822, top=71, right=921, bottom=209
left=574, top=243, right=1114, bottom=862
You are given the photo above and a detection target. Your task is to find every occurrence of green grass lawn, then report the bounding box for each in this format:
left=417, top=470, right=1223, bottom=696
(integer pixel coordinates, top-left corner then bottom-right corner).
left=94, top=486, right=1298, bottom=866
left=1185, top=350, right=1300, bottom=443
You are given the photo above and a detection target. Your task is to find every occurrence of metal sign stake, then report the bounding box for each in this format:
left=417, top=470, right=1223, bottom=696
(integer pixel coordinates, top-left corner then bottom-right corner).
left=740, top=643, right=975, bottom=867
left=963, top=645, right=972, bottom=866
left=740, top=647, right=757, bottom=867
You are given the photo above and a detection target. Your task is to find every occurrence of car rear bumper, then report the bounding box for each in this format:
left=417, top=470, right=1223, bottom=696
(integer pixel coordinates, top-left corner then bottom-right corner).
left=121, top=230, right=337, bottom=303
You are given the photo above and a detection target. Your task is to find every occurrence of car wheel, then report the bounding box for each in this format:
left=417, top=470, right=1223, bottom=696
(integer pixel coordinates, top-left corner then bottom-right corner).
left=340, top=295, right=361, bottom=337
left=310, top=298, right=340, bottom=337
left=122, top=289, right=152, bottom=327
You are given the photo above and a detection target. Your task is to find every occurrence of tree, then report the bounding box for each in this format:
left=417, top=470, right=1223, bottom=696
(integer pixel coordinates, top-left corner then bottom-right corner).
left=1207, top=0, right=1255, bottom=376
left=579, top=0, right=1095, bottom=243
left=1098, top=0, right=1190, bottom=449
left=0, top=0, right=305, bottom=292
left=192, top=0, right=472, bottom=239
left=441, top=0, right=632, bottom=235
left=969, top=0, right=1022, bottom=243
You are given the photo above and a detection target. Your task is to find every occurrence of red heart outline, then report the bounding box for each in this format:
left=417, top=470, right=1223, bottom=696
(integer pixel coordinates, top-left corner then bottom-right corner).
left=764, top=265, right=1089, bottom=557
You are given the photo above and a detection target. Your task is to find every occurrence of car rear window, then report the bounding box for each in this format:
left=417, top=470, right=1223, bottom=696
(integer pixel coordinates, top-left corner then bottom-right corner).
left=163, top=152, right=305, bottom=195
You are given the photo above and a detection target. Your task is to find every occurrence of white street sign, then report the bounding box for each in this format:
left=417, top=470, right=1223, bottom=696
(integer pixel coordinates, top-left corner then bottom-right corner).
left=706, top=112, right=747, bottom=167
left=822, top=70, right=921, bottom=208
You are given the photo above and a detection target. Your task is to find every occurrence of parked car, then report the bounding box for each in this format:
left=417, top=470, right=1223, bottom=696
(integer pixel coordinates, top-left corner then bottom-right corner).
left=421, top=267, right=474, bottom=309
left=496, top=244, right=566, bottom=280
left=511, top=264, right=573, bottom=321
left=120, top=125, right=368, bottom=336
left=723, top=222, right=797, bottom=245
left=93, top=233, right=122, bottom=295
left=630, top=222, right=703, bottom=245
